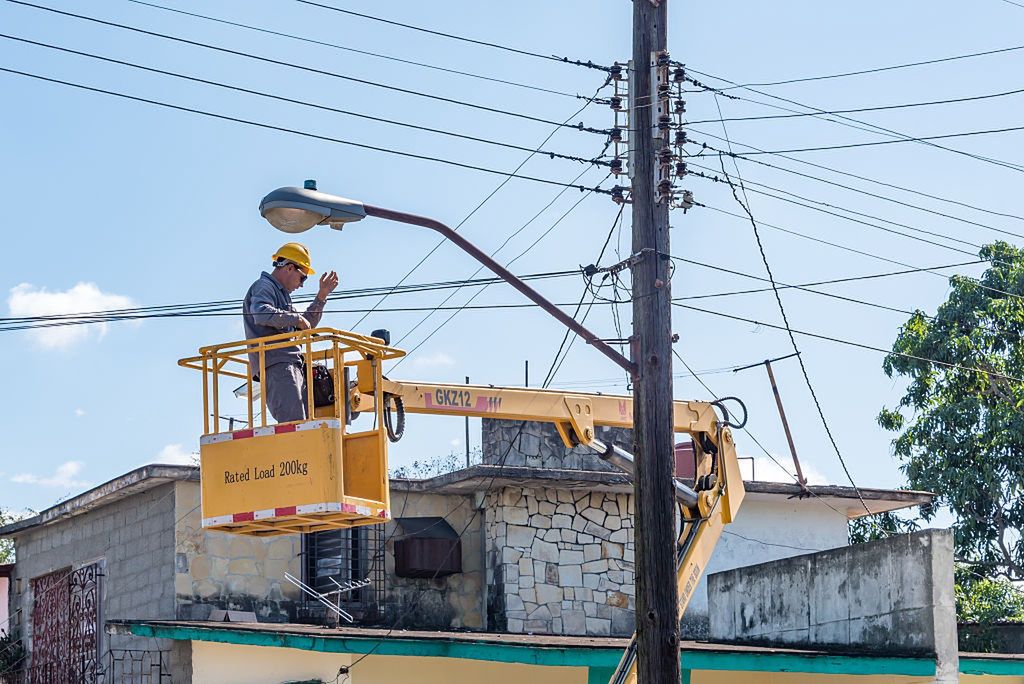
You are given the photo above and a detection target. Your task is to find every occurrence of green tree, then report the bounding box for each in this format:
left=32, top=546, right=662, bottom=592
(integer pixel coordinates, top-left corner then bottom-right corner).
left=956, top=565, right=1024, bottom=651
left=878, top=241, right=1024, bottom=580
left=848, top=510, right=920, bottom=545
left=0, top=509, right=18, bottom=564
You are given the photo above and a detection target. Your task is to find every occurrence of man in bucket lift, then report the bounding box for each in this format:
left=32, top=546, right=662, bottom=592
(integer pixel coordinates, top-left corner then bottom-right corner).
left=243, top=242, right=339, bottom=423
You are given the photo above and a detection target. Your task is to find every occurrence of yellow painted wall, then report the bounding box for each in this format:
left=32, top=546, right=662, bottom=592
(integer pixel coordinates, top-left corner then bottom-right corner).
left=691, top=673, right=935, bottom=684
left=691, top=673, right=1024, bottom=684
left=189, top=641, right=1024, bottom=684
left=190, top=641, right=588, bottom=684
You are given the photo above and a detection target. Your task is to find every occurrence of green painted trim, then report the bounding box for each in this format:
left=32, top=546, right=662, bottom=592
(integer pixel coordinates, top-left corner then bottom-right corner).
left=587, top=667, right=615, bottom=684
left=961, top=657, right=1024, bottom=676
left=125, top=622, right=953, bottom=677
left=126, top=623, right=622, bottom=668
left=681, top=651, right=936, bottom=676
left=680, top=668, right=691, bottom=684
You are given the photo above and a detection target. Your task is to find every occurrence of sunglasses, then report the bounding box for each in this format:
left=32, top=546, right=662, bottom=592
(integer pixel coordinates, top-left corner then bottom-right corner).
left=289, top=262, right=308, bottom=285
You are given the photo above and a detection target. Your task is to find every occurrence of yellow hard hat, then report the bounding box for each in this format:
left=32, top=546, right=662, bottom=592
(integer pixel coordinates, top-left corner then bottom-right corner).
left=272, top=242, right=315, bottom=275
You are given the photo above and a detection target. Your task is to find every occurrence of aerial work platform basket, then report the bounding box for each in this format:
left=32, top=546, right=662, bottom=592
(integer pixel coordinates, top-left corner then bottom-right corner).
left=179, top=328, right=405, bottom=537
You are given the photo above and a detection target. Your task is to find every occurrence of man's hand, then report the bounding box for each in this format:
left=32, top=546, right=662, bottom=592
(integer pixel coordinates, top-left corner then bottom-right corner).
left=317, top=271, right=339, bottom=301
left=295, top=315, right=312, bottom=331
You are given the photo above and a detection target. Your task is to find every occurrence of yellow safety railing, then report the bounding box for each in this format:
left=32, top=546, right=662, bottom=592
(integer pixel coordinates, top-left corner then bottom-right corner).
left=178, top=327, right=405, bottom=435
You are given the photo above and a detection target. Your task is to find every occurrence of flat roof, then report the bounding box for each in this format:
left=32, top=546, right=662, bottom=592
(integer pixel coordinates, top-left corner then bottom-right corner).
left=107, top=620, right=1023, bottom=677
left=1, top=461, right=931, bottom=538
left=393, top=465, right=933, bottom=518
left=0, top=464, right=198, bottom=537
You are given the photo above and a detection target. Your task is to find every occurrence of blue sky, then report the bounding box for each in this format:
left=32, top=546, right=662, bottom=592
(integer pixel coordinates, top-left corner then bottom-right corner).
left=1, top=0, right=1022, bottom=514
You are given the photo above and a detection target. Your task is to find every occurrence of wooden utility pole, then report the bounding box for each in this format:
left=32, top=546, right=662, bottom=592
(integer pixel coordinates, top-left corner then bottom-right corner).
left=630, top=0, right=679, bottom=682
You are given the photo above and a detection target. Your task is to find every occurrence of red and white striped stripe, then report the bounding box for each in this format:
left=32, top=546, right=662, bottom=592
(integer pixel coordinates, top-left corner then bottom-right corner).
left=199, top=418, right=389, bottom=527
left=200, top=419, right=341, bottom=446
left=203, top=501, right=389, bottom=528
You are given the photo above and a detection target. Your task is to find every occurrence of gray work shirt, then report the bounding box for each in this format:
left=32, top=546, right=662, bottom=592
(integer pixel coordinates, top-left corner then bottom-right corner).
left=242, top=271, right=325, bottom=377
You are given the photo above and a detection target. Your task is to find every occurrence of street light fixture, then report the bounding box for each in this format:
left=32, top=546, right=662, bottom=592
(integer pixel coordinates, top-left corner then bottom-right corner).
left=259, top=180, right=635, bottom=375
left=259, top=180, right=366, bottom=233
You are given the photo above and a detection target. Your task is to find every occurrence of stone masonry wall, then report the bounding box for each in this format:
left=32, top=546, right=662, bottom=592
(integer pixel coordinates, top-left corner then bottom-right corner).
left=382, top=491, right=484, bottom=631
left=482, top=419, right=632, bottom=472
left=8, top=483, right=177, bottom=660
left=487, top=486, right=635, bottom=636
left=173, top=481, right=302, bottom=622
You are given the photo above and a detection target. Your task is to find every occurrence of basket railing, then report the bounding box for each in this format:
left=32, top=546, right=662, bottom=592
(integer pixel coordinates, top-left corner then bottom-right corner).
left=178, top=327, right=404, bottom=435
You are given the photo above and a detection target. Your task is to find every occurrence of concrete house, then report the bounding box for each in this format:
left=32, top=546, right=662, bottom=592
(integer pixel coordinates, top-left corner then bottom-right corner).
left=1, top=420, right=939, bottom=681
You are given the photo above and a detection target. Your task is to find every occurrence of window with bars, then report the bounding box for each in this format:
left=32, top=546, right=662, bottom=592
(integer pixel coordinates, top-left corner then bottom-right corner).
left=302, top=526, right=384, bottom=623
left=28, top=560, right=103, bottom=684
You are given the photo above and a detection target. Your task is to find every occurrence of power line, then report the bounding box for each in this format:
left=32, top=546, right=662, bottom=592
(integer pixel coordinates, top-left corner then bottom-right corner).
left=716, top=157, right=872, bottom=513
left=0, top=270, right=576, bottom=323
left=704, top=95, right=912, bottom=526
left=544, top=204, right=626, bottom=388
left=123, top=0, right=595, bottom=100
left=295, top=0, right=614, bottom=72
left=0, top=270, right=581, bottom=330
left=346, top=285, right=607, bottom=675
left=687, top=128, right=1024, bottom=223
left=0, top=33, right=612, bottom=169
left=390, top=175, right=610, bottom=367
left=0, top=67, right=616, bottom=196
left=673, top=301, right=1024, bottom=385
left=391, top=177, right=599, bottom=349
left=687, top=86, right=1024, bottom=125
left=5, top=1, right=611, bottom=135
left=718, top=43, right=1024, bottom=90
left=671, top=348, right=877, bottom=535
left=723, top=530, right=819, bottom=552
left=692, top=94, right=1024, bottom=263
left=692, top=139, right=1024, bottom=239
left=674, top=256, right=985, bottom=318
left=349, top=80, right=610, bottom=330
left=3, top=259, right=989, bottom=333
left=692, top=122, right=1024, bottom=157
left=700, top=200, right=1024, bottom=305
left=686, top=67, right=1024, bottom=175
left=690, top=161, right=1024, bottom=267
left=689, top=163, right=982, bottom=256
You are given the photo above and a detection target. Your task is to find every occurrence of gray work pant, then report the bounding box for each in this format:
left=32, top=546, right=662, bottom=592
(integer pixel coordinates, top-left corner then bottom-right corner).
left=264, top=361, right=308, bottom=423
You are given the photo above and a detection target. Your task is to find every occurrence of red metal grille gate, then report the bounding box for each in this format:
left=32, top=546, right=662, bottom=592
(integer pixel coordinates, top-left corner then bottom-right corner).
left=29, top=563, right=101, bottom=683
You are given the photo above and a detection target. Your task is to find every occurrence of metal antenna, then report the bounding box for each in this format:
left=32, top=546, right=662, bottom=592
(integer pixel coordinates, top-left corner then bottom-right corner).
left=284, top=572, right=371, bottom=624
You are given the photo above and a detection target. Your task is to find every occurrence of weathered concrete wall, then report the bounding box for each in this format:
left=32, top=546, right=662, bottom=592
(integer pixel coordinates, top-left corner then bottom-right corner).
left=383, top=490, right=485, bottom=631
left=482, top=419, right=630, bottom=472
left=487, top=486, right=636, bottom=637
left=173, top=481, right=302, bottom=622
left=708, top=529, right=958, bottom=681
left=8, top=483, right=177, bottom=657
left=684, top=497, right=849, bottom=637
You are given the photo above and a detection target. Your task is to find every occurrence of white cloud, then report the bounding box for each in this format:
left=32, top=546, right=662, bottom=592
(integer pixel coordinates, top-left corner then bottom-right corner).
left=12, top=461, right=88, bottom=488
left=74, top=408, right=86, bottom=417
left=153, top=443, right=198, bottom=466
left=450, top=438, right=462, bottom=448
left=740, top=454, right=828, bottom=485
left=406, top=351, right=456, bottom=370
left=8, top=282, right=136, bottom=350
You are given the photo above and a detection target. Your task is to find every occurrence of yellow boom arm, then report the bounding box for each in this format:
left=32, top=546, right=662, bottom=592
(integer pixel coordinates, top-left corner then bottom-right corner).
left=358, top=375, right=745, bottom=683
left=181, top=328, right=745, bottom=682
left=355, top=376, right=722, bottom=449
